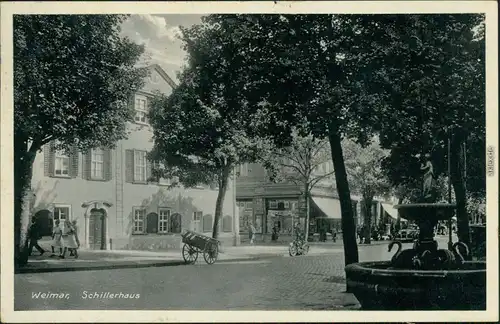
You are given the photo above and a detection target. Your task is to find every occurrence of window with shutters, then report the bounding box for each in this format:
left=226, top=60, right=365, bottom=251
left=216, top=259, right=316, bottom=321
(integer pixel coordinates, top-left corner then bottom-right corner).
left=90, top=148, right=104, bottom=179
left=134, top=95, right=148, bottom=124
left=269, top=200, right=278, bottom=209
left=158, top=208, right=170, bottom=233
left=134, top=150, right=147, bottom=182
left=54, top=148, right=70, bottom=176
left=46, top=141, right=78, bottom=178
left=125, top=149, right=151, bottom=184
left=133, top=207, right=146, bottom=234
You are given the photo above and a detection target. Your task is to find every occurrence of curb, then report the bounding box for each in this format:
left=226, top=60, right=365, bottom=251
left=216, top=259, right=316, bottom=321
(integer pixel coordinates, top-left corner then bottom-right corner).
left=16, top=254, right=283, bottom=274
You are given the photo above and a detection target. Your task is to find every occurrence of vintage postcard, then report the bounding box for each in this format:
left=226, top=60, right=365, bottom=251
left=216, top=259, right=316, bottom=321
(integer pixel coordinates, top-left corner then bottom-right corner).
left=1, top=1, right=498, bottom=323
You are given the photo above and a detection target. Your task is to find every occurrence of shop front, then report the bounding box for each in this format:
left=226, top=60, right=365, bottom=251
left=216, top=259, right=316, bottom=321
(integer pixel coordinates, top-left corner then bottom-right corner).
left=310, top=196, right=342, bottom=241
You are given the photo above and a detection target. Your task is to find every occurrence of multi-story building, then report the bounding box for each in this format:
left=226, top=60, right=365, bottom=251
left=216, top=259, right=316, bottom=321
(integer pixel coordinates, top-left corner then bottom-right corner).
left=236, top=161, right=399, bottom=242
left=30, top=64, right=239, bottom=250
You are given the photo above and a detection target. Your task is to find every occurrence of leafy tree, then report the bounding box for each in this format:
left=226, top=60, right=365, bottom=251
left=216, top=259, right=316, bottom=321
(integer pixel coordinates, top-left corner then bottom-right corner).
left=14, top=15, right=146, bottom=267
left=261, top=128, right=334, bottom=239
left=343, top=138, right=390, bottom=244
left=148, top=21, right=271, bottom=239
left=193, top=14, right=392, bottom=266
left=366, top=14, right=485, bottom=247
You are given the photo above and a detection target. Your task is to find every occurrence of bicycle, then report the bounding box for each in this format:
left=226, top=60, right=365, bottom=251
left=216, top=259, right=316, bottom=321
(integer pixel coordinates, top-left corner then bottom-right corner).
left=288, top=237, right=310, bottom=257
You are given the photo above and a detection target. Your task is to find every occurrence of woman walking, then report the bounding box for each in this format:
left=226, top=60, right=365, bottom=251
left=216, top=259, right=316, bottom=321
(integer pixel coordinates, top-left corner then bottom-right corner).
left=248, top=222, right=256, bottom=245
left=62, top=219, right=80, bottom=258
left=51, top=220, right=64, bottom=258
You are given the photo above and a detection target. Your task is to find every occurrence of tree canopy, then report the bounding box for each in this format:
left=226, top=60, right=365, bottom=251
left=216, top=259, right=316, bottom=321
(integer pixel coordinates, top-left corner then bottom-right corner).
left=148, top=21, right=272, bottom=238
left=13, top=14, right=147, bottom=267
left=14, top=14, right=147, bottom=153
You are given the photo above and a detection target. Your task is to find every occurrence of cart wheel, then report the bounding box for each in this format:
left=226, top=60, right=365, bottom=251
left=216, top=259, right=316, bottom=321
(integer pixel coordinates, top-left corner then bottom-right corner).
left=289, top=243, right=298, bottom=257
left=182, top=243, right=198, bottom=264
left=203, top=242, right=218, bottom=264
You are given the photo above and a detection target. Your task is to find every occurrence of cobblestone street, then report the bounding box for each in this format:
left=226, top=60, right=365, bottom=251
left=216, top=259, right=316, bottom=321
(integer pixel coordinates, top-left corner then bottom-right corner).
left=14, top=240, right=447, bottom=311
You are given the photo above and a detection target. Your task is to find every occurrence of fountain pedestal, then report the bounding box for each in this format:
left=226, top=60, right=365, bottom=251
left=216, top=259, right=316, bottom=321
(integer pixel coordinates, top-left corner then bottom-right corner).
left=345, top=203, right=486, bottom=310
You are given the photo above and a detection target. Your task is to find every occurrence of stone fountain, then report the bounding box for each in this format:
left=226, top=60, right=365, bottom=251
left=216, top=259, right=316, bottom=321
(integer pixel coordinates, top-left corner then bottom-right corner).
left=345, top=155, right=486, bottom=310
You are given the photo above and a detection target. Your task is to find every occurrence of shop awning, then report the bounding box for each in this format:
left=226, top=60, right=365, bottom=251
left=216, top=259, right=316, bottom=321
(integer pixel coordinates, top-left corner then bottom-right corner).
left=381, top=203, right=398, bottom=219
left=381, top=203, right=407, bottom=222
left=312, top=196, right=342, bottom=219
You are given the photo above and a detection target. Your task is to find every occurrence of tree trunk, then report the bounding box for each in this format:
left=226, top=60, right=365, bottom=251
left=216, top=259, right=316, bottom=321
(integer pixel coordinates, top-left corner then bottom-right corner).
left=450, top=133, right=470, bottom=250
left=363, top=197, right=373, bottom=244
left=304, top=184, right=310, bottom=240
left=328, top=129, right=359, bottom=265
left=212, top=166, right=230, bottom=239
left=14, top=137, right=38, bottom=270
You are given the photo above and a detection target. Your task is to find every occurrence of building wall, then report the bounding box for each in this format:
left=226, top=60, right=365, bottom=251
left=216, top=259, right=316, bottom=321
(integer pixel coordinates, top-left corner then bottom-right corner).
left=235, top=161, right=392, bottom=240
left=30, top=65, right=239, bottom=251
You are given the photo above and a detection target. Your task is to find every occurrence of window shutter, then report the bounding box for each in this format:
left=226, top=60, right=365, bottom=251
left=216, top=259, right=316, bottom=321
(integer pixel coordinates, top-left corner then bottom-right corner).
left=146, top=158, right=152, bottom=182
left=69, top=146, right=79, bottom=178
left=44, top=143, right=55, bottom=177
left=125, top=150, right=134, bottom=183
left=104, top=148, right=112, bottom=181
left=83, top=149, right=91, bottom=180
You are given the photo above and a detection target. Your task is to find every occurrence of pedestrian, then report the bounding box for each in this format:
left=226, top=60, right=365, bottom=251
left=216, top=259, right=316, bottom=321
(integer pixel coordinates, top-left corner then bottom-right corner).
left=294, top=221, right=303, bottom=244
left=67, top=220, right=80, bottom=257
left=272, top=224, right=279, bottom=241
left=332, top=228, right=337, bottom=243
left=62, top=219, right=79, bottom=258
left=249, top=222, right=256, bottom=244
left=28, top=216, right=46, bottom=256
left=51, top=220, right=64, bottom=258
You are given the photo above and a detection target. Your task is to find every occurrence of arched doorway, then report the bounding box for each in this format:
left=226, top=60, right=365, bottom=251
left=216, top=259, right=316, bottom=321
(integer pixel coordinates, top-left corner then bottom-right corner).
left=89, top=208, right=106, bottom=250
left=34, top=209, right=53, bottom=237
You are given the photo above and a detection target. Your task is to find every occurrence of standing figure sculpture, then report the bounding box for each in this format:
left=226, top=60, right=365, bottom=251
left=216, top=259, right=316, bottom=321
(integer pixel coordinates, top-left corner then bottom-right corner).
left=420, top=153, right=436, bottom=202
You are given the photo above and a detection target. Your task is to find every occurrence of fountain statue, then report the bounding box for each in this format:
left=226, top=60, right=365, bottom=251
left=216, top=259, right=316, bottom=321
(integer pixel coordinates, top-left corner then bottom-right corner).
left=344, top=154, right=486, bottom=310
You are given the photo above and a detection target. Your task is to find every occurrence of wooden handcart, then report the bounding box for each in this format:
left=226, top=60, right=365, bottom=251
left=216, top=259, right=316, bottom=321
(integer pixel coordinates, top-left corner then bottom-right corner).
left=181, top=230, right=220, bottom=265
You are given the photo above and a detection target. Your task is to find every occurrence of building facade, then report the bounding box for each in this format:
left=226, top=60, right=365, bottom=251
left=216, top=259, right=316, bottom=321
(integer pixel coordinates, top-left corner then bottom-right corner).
left=235, top=161, right=396, bottom=242
left=30, top=65, right=239, bottom=251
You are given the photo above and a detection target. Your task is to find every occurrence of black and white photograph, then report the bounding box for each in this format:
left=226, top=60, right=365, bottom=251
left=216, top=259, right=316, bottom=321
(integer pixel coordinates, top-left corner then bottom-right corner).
left=1, top=1, right=498, bottom=323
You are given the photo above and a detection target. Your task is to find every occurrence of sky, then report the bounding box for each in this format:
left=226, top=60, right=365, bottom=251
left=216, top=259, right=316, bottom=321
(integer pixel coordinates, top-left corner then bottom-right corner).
left=120, top=14, right=204, bottom=83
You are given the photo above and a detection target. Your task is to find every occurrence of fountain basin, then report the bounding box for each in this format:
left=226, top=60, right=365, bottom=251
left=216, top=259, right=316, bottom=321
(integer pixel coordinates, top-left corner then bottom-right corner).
left=345, top=261, right=486, bottom=310
left=394, top=203, right=456, bottom=222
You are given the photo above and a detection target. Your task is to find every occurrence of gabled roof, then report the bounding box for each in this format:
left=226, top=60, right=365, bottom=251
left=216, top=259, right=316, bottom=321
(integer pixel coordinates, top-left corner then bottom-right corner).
left=149, top=64, right=177, bottom=90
